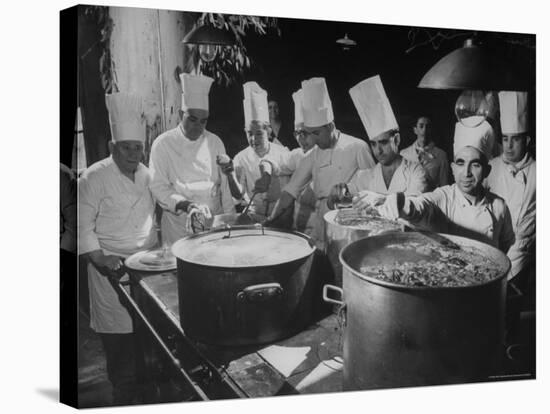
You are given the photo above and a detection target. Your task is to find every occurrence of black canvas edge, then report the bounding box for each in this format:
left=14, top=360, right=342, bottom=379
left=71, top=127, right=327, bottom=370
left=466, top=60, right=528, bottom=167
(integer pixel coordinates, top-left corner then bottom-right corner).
left=60, top=4, right=79, bottom=408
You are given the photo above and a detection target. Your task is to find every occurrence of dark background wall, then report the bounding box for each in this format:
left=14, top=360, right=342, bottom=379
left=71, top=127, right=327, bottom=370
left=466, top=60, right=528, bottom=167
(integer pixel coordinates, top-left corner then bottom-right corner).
left=204, top=16, right=535, bottom=159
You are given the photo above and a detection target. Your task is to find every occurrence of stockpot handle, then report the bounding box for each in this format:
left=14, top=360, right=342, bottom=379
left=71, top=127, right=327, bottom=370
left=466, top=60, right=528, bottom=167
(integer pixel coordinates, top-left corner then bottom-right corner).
left=237, top=282, right=283, bottom=303
left=323, top=284, right=344, bottom=306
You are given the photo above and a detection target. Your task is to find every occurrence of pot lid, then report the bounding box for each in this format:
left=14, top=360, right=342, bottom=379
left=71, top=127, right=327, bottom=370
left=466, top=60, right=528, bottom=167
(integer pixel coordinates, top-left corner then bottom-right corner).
left=125, top=247, right=177, bottom=272
left=171, top=226, right=315, bottom=268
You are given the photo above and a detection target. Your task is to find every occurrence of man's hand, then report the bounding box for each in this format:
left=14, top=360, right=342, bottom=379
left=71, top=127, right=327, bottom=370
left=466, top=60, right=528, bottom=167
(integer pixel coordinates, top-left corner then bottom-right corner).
left=352, top=190, right=386, bottom=210
left=253, top=173, right=272, bottom=194
left=327, top=183, right=349, bottom=210
left=216, top=154, right=234, bottom=175
left=185, top=203, right=212, bottom=233
left=88, top=250, right=126, bottom=279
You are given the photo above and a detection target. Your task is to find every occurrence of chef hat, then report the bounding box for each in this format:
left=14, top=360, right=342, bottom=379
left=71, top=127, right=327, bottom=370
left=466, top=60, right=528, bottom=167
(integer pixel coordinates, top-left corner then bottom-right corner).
left=105, top=92, right=145, bottom=143
left=292, top=89, right=304, bottom=128
left=349, top=75, right=398, bottom=140
left=180, top=73, right=213, bottom=111
left=499, top=91, right=528, bottom=135
left=243, top=81, right=269, bottom=126
left=453, top=120, right=494, bottom=160
left=301, top=77, right=334, bottom=128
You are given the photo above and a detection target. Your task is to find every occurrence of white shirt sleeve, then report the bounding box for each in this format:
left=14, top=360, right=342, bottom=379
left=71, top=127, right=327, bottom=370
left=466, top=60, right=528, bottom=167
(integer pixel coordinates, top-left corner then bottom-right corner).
left=406, top=163, right=430, bottom=195
left=283, top=150, right=314, bottom=199
left=149, top=140, right=186, bottom=213
left=77, top=172, right=102, bottom=255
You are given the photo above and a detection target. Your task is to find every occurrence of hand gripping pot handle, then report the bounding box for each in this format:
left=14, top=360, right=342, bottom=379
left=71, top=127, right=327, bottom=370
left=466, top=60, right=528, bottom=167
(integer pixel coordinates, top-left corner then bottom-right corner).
left=237, top=282, right=283, bottom=303
left=323, top=284, right=344, bottom=306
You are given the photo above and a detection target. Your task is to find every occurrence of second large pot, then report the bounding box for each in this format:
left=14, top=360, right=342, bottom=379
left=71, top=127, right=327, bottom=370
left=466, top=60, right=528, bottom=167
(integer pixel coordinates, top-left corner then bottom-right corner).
left=172, top=225, right=317, bottom=346
left=325, top=231, right=510, bottom=390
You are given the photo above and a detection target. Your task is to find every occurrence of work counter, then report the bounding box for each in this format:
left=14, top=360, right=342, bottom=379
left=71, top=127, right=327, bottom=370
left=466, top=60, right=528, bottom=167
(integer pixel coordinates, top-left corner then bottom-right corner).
left=123, top=269, right=343, bottom=401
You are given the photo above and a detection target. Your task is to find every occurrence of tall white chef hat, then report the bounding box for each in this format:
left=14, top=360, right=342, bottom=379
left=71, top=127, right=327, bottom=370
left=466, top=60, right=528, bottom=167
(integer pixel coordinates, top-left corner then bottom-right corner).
left=243, top=81, right=269, bottom=126
left=499, top=91, right=528, bottom=135
left=349, top=75, right=398, bottom=140
left=105, top=92, right=145, bottom=143
left=453, top=120, right=494, bottom=160
left=292, top=89, right=304, bottom=128
left=301, top=77, right=334, bottom=128
left=180, top=73, right=214, bottom=111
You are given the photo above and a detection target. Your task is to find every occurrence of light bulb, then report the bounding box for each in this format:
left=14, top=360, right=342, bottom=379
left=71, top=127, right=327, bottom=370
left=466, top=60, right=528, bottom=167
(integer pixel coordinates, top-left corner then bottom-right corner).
left=455, top=90, right=490, bottom=128
left=199, top=44, right=218, bottom=63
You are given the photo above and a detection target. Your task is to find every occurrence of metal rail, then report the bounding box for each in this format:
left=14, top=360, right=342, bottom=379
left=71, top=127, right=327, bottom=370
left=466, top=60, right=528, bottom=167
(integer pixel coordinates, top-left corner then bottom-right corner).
left=111, top=278, right=210, bottom=401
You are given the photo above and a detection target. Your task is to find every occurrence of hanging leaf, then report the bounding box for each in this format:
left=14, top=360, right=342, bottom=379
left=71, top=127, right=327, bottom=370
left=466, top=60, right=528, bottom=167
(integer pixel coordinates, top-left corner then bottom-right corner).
left=185, top=13, right=281, bottom=86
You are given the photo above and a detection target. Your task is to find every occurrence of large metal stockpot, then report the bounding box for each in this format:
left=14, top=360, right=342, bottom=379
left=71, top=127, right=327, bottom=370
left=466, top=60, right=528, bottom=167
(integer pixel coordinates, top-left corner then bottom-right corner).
left=324, top=231, right=510, bottom=390
left=324, top=209, right=404, bottom=287
left=172, top=225, right=317, bottom=346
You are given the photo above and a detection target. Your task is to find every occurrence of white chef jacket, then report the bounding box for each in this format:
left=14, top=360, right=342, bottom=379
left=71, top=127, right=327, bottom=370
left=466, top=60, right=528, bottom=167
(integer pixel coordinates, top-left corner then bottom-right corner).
left=78, top=156, right=157, bottom=333
left=347, top=157, right=429, bottom=196
left=284, top=147, right=317, bottom=234
left=486, top=154, right=536, bottom=277
left=233, top=143, right=293, bottom=218
left=400, top=141, right=450, bottom=189
left=283, top=131, right=376, bottom=248
left=149, top=126, right=235, bottom=244
left=403, top=184, right=515, bottom=253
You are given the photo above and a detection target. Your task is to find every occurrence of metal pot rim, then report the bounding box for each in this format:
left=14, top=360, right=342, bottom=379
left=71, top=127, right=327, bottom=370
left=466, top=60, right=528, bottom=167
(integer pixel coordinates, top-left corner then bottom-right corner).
left=171, top=225, right=316, bottom=269
left=339, top=231, right=510, bottom=291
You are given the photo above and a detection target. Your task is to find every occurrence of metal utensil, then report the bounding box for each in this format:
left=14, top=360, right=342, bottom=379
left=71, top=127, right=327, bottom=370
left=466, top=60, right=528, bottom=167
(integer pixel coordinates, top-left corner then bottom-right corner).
left=235, top=192, right=258, bottom=225
left=241, top=191, right=257, bottom=216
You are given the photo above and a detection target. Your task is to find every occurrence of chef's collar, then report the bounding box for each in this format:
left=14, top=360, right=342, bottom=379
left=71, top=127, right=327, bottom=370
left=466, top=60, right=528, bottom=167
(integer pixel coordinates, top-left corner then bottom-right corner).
left=503, top=152, right=533, bottom=173
left=109, top=155, right=143, bottom=177
left=454, top=184, right=490, bottom=209
left=178, top=123, right=205, bottom=142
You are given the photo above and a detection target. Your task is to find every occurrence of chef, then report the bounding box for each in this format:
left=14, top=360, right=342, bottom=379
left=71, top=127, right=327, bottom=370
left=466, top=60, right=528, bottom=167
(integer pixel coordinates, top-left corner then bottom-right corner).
left=78, top=92, right=157, bottom=404
left=328, top=75, right=428, bottom=209
left=149, top=73, right=235, bottom=244
left=486, top=91, right=535, bottom=282
left=400, top=115, right=450, bottom=189
left=369, top=119, right=515, bottom=254
left=268, top=77, right=376, bottom=249
left=289, top=88, right=317, bottom=233
left=219, top=81, right=294, bottom=221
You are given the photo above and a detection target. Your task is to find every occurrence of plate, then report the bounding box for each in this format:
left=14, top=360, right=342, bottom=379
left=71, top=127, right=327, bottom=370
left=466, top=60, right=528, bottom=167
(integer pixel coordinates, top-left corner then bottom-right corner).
left=125, top=248, right=177, bottom=272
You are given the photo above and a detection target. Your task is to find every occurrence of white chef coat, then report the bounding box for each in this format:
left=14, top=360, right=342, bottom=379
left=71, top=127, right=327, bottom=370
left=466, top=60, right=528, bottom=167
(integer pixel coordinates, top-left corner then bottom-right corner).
left=149, top=126, right=235, bottom=244
left=347, top=157, right=429, bottom=196
left=233, top=143, right=293, bottom=218
left=283, top=131, right=376, bottom=248
left=78, top=156, right=157, bottom=333
left=403, top=184, right=515, bottom=253
left=486, top=154, right=536, bottom=277
left=284, top=147, right=316, bottom=234
left=400, top=141, right=450, bottom=189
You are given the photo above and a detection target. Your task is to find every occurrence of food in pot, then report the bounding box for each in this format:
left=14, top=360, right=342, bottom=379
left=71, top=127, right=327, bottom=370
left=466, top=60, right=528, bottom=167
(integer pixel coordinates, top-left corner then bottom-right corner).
left=174, top=230, right=314, bottom=267
left=334, top=207, right=401, bottom=234
left=359, top=240, right=502, bottom=287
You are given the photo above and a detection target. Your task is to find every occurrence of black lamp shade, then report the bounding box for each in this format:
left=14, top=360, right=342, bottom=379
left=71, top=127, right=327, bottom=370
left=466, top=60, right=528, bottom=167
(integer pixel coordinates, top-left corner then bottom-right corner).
left=418, top=39, right=525, bottom=91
